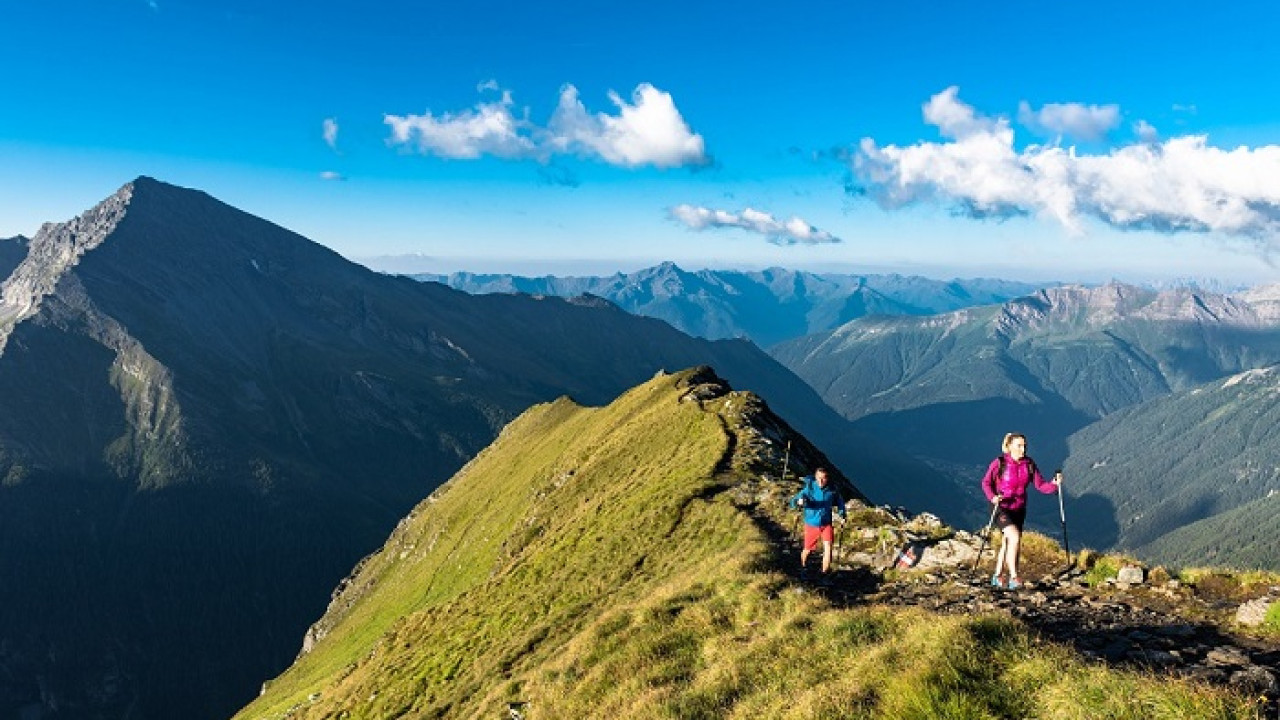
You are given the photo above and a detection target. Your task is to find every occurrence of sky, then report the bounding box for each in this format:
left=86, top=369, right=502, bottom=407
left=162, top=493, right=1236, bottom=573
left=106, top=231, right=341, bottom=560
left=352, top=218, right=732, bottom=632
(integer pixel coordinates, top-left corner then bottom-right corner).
left=5, top=0, right=1280, bottom=285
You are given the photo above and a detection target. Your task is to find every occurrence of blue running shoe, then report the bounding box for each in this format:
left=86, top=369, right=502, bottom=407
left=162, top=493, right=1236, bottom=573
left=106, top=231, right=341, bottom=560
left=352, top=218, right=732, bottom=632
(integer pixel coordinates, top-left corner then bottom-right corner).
left=990, top=574, right=1005, bottom=589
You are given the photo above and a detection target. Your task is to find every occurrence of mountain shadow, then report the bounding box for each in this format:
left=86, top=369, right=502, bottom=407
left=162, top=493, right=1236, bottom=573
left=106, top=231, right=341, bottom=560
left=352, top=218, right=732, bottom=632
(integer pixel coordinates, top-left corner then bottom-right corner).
left=0, top=235, right=26, bottom=280
left=0, top=178, right=931, bottom=720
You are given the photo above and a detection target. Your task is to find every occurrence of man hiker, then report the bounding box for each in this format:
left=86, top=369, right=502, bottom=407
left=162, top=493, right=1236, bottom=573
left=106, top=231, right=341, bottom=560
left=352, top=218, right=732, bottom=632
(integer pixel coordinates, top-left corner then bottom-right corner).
left=790, top=467, right=846, bottom=578
left=980, top=433, right=1062, bottom=590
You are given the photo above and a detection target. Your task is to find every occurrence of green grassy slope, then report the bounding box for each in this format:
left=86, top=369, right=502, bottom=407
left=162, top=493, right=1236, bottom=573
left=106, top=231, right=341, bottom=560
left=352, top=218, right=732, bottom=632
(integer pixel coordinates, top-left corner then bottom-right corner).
left=239, top=368, right=1259, bottom=720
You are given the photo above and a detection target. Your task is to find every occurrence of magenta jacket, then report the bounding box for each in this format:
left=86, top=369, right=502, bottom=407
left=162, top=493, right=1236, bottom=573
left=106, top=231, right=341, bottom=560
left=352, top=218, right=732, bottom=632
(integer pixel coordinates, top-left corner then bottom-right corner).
left=981, top=454, right=1056, bottom=511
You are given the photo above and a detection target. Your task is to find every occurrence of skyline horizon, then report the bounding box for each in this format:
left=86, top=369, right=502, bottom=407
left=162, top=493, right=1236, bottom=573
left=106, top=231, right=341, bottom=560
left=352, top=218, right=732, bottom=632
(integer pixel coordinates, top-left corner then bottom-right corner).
left=7, top=1, right=1280, bottom=288
left=5, top=171, right=1276, bottom=290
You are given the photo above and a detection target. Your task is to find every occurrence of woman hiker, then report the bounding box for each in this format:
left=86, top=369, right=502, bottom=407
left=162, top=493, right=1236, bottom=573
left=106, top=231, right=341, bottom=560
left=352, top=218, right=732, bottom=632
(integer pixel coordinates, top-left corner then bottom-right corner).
left=790, top=467, right=846, bottom=579
left=981, top=433, right=1062, bottom=590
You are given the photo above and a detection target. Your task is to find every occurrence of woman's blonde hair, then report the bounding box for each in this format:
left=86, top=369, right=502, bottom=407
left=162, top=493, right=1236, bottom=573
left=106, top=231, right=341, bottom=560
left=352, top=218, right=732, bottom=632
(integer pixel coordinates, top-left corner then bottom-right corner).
left=1001, top=433, right=1027, bottom=454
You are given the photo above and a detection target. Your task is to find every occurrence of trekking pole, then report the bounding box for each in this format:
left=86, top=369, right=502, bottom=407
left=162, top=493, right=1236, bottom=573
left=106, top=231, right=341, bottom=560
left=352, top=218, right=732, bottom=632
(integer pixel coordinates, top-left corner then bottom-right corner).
left=834, top=518, right=845, bottom=564
left=1055, top=470, right=1072, bottom=567
left=780, top=440, right=792, bottom=480
left=971, top=501, right=1001, bottom=574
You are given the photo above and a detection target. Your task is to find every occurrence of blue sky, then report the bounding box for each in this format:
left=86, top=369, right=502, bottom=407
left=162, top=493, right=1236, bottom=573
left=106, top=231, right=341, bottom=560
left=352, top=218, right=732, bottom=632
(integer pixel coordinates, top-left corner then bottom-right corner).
left=5, top=0, right=1280, bottom=284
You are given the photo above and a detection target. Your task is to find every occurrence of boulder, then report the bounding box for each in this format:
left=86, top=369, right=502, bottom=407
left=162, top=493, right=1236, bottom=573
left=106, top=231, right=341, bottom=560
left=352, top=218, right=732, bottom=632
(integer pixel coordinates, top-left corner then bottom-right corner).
left=911, top=539, right=979, bottom=571
left=1206, top=646, right=1251, bottom=667
left=1236, top=597, right=1274, bottom=627
left=1229, top=667, right=1278, bottom=695
left=1116, top=564, right=1145, bottom=585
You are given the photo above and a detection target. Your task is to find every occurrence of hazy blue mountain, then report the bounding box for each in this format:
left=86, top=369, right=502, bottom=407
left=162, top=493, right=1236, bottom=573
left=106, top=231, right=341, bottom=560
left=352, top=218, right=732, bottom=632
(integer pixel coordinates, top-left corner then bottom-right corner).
left=0, top=235, right=26, bottom=279
left=1234, top=283, right=1280, bottom=323
left=0, top=178, right=935, bottom=719
left=416, top=263, right=1044, bottom=347
left=1062, top=365, right=1280, bottom=569
left=771, top=283, right=1280, bottom=528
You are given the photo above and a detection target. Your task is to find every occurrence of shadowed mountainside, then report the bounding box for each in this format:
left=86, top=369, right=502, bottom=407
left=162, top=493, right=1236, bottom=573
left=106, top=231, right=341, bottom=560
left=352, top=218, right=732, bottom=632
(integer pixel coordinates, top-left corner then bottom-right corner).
left=1064, top=365, right=1280, bottom=569
left=0, top=178, right=926, bottom=719
left=0, top=235, right=26, bottom=279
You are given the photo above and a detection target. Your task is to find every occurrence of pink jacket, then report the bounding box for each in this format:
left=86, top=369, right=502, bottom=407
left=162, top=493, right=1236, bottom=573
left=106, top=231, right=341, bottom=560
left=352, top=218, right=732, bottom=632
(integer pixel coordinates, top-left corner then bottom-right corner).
left=981, top=454, right=1056, bottom=511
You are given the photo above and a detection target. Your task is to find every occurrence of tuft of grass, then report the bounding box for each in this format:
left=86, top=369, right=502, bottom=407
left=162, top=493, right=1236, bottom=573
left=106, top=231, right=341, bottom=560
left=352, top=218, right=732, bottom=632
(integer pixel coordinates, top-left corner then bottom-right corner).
left=1263, top=602, right=1280, bottom=635
left=1078, top=550, right=1146, bottom=588
left=1034, top=665, right=1263, bottom=720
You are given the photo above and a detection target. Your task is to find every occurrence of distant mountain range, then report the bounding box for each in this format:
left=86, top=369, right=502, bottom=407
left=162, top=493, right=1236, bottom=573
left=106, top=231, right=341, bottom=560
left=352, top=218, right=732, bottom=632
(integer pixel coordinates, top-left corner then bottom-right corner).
left=416, top=264, right=1045, bottom=347
left=0, top=178, right=931, bottom=719
left=770, top=283, right=1280, bottom=536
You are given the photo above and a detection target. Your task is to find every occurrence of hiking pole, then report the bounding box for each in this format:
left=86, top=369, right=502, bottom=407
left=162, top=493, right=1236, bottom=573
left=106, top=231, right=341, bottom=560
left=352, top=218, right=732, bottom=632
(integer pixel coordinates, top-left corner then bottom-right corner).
left=833, top=518, right=845, bottom=564
left=971, top=501, right=1001, bottom=575
left=780, top=440, right=792, bottom=480
left=1055, top=470, right=1072, bottom=569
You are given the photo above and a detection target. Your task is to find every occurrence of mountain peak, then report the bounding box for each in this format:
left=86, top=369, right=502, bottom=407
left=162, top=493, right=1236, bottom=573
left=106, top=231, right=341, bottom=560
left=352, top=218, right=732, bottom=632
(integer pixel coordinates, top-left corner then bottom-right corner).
left=996, top=282, right=1266, bottom=337
left=0, top=179, right=136, bottom=350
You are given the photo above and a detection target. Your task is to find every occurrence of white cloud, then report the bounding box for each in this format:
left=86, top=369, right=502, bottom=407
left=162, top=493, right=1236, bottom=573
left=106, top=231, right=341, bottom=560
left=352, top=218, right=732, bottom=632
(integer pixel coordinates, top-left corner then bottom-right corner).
left=1018, top=100, right=1120, bottom=142
left=854, top=88, right=1280, bottom=239
left=319, top=171, right=346, bottom=181
left=548, top=84, right=708, bottom=168
left=385, top=82, right=707, bottom=169
left=384, top=90, right=536, bottom=160
left=925, top=86, right=1005, bottom=140
left=1134, top=120, right=1159, bottom=144
left=668, top=204, right=842, bottom=245
left=323, top=118, right=339, bottom=150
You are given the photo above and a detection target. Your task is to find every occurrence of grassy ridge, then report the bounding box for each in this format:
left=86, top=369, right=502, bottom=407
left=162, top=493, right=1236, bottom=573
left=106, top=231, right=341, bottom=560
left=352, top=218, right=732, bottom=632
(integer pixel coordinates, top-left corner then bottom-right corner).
left=238, top=369, right=1261, bottom=719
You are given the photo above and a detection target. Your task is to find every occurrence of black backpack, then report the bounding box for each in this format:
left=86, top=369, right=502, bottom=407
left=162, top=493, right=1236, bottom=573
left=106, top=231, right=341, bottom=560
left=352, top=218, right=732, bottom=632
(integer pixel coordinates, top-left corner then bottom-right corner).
left=995, top=455, right=1039, bottom=484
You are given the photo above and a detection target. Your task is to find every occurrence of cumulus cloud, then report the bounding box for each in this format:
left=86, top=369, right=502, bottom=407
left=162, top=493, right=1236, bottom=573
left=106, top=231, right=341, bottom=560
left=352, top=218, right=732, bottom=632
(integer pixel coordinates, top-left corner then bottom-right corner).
left=925, top=86, right=1005, bottom=140
left=1018, top=100, right=1120, bottom=142
left=384, top=88, right=536, bottom=160
left=323, top=118, right=339, bottom=150
left=384, top=82, right=708, bottom=169
left=668, top=204, right=842, bottom=245
left=853, top=87, right=1280, bottom=239
left=547, top=84, right=708, bottom=168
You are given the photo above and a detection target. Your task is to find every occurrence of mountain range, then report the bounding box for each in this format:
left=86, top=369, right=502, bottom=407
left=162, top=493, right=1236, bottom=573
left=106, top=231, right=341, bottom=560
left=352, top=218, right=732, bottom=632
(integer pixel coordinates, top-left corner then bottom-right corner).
left=769, top=283, right=1280, bottom=552
left=417, top=264, right=1044, bottom=347
left=6, top=176, right=1280, bottom=718
left=0, top=178, right=924, bottom=719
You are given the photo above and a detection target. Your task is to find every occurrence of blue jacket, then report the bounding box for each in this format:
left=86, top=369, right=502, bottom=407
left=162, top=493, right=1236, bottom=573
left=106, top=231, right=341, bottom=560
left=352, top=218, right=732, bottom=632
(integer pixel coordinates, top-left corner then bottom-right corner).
left=789, top=476, right=846, bottom=527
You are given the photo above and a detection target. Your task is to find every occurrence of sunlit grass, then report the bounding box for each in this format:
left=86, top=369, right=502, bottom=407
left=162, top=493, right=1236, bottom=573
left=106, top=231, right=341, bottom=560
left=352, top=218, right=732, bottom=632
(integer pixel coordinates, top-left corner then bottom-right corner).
left=238, top=369, right=1266, bottom=720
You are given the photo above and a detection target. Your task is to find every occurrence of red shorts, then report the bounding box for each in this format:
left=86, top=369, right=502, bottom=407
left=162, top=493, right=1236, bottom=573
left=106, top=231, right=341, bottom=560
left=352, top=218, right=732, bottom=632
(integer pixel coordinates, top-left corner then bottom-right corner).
left=803, top=524, right=834, bottom=551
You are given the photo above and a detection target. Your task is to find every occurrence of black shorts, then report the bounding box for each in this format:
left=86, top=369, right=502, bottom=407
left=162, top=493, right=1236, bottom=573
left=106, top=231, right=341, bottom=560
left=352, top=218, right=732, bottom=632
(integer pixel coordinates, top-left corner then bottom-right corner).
left=994, top=505, right=1026, bottom=531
